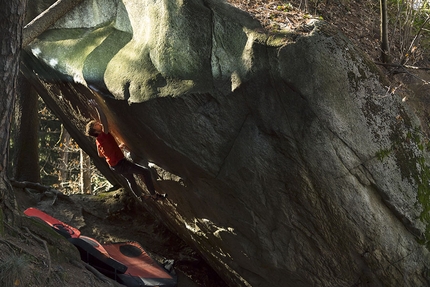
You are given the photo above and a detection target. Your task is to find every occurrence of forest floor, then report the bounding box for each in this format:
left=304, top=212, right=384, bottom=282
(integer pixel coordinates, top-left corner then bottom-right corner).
left=5, top=185, right=226, bottom=287
left=3, top=0, right=430, bottom=287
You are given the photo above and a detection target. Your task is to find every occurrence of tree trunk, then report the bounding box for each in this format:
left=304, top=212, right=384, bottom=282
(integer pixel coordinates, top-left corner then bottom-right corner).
left=380, top=0, right=390, bottom=63
left=58, top=125, right=70, bottom=185
left=12, top=75, right=40, bottom=183
left=10, top=0, right=58, bottom=184
left=80, top=149, right=91, bottom=194
left=0, top=0, right=27, bottom=224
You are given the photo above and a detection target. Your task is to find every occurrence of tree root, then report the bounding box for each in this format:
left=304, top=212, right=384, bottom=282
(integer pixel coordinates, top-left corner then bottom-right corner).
left=0, top=238, right=25, bottom=254
left=0, top=224, right=42, bottom=262
left=10, top=179, right=72, bottom=205
left=24, top=227, right=51, bottom=283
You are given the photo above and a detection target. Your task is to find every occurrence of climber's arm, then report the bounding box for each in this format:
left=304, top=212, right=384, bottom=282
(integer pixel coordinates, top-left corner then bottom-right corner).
left=89, top=99, right=109, bottom=133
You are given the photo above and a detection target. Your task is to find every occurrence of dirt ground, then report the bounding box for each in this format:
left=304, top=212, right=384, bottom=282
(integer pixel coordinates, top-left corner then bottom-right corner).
left=2, top=185, right=228, bottom=287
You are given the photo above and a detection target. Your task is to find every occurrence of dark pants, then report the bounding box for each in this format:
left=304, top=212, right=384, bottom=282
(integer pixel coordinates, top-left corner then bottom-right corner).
left=111, top=159, right=156, bottom=196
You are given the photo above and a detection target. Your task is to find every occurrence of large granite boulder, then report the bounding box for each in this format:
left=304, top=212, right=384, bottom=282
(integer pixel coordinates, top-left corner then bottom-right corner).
left=22, top=0, right=430, bottom=286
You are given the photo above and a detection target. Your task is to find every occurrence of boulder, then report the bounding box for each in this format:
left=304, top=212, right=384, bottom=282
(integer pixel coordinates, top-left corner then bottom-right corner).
left=21, top=0, right=430, bottom=286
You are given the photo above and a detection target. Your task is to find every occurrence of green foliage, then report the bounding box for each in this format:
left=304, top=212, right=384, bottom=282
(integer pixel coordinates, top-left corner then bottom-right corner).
left=409, top=132, right=430, bottom=247
left=378, top=126, right=430, bottom=249
left=403, top=128, right=430, bottom=248
left=376, top=148, right=392, bottom=161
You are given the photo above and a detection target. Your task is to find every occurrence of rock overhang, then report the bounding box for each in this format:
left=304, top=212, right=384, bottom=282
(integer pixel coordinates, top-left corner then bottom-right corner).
left=21, top=0, right=430, bottom=286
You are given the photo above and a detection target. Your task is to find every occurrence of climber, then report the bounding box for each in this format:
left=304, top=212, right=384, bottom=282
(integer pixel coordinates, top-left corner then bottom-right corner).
left=85, top=99, right=165, bottom=200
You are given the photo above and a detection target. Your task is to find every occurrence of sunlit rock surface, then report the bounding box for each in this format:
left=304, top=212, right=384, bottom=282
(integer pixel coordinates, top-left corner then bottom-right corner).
left=22, top=0, right=430, bottom=286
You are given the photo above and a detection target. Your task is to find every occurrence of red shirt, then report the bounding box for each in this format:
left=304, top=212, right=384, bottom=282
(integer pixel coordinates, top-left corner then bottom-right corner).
left=96, top=132, right=124, bottom=167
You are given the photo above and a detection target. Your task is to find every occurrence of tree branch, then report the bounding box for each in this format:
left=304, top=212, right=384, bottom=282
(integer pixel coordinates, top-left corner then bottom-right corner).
left=10, top=179, right=73, bottom=204
left=23, top=0, right=86, bottom=47
left=400, top=15, right=430, bottom=65
left=25, top=227, right=52, bottom=282
left=374, top=62, right=430, bottom=71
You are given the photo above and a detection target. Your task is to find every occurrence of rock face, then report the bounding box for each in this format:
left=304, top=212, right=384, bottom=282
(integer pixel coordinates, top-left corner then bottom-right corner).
left=22, top=0, right=430, bottom=286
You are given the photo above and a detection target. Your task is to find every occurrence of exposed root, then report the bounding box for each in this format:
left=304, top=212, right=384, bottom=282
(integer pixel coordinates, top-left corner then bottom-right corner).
left=24, top=227, right=51, bottom=283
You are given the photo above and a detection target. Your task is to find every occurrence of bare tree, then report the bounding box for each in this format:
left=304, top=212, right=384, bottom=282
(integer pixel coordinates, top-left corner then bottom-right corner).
left=58, top=125, right=71, bottom=185
left=80, top=149, right=92, bottom=194
left=0, top=0, right=27, bottom=223
left=380, top=0, right=390, bottom=63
